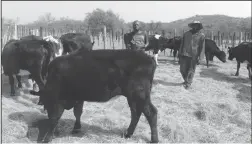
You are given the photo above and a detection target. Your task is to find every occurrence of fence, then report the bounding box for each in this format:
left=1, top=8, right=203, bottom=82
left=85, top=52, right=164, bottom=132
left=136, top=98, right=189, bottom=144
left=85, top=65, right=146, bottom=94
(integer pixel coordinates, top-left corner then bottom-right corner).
left=2, top=24, right=252, bottom=53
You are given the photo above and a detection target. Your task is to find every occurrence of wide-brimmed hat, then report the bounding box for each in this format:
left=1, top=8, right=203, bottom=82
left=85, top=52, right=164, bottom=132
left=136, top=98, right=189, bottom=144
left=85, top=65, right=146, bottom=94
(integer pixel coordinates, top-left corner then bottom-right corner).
left=188, top=20, right=203, bottom=30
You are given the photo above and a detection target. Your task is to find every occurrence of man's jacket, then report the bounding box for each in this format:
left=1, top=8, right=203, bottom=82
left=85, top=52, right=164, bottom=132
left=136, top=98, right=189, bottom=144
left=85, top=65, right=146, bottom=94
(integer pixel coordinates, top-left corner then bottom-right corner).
left=178, top=30, right=205, bottom=60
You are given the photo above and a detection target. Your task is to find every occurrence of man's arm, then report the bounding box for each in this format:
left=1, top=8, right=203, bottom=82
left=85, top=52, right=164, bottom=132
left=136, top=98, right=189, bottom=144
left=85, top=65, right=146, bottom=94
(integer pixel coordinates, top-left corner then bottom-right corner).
left=178, top=33, right=185, bottom=56
left=144, top=32, right=149, bottom=48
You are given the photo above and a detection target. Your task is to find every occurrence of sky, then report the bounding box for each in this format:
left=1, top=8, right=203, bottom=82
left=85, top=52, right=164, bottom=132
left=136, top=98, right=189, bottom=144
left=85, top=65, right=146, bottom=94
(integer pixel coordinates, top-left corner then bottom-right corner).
left=2, top=1, right=251, bottom=24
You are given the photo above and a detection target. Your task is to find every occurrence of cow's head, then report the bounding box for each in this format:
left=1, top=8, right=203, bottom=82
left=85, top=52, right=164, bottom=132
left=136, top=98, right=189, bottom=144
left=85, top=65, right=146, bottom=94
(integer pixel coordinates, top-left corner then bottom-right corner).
left=216, top=51, right=227, bottom=63
left=228, top=47, right=235, bottom=61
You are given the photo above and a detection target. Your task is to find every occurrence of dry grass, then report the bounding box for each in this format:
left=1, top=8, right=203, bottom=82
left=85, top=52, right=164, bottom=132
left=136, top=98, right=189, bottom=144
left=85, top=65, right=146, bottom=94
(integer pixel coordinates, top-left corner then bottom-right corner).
left=1, top=52, right=251, bottom=143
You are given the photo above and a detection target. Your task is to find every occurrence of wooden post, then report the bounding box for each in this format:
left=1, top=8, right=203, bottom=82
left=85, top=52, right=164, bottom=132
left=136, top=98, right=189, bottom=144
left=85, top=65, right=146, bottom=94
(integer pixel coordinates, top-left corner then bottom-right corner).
left=174, top=29, right=176, bottom=37
left=39, top=27, right=43, bottom=37
left=217, top=31, right=220, bottom=47
left=240, top=31, right=243, bottom=43
left=232, top=32, right=236, bottom=47
left=103, top=25, right=107, bottom=49
left=14, top=24, right=18, bottom=39
left=211, top=31, right=214, bottom=40
left=112, top=29, right=115, bottom=49
left=122, top=29, right=125, bottom=49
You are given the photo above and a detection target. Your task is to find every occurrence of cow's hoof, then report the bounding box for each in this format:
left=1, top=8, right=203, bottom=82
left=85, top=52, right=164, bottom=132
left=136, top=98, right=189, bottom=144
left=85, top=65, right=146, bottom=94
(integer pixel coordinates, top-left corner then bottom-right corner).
left=235, top=73, right=239, bottom=76
left=72, top=128, right=81, bottom=134
left=123, top=133, right=132, bottom=139
left=150, top=140, right=159, bottom=143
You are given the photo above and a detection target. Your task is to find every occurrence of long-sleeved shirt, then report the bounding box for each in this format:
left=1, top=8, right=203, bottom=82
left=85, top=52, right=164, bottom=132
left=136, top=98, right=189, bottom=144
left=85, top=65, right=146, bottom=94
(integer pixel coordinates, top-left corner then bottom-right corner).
left=178, top=30, right=205, bottom=60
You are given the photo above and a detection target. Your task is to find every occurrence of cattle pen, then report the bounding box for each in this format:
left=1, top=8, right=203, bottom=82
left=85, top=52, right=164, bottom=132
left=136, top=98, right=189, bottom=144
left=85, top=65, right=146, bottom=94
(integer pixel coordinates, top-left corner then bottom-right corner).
left=1, top=23, right=251, bottom=143
left=2, top=24, right=252, bottom=53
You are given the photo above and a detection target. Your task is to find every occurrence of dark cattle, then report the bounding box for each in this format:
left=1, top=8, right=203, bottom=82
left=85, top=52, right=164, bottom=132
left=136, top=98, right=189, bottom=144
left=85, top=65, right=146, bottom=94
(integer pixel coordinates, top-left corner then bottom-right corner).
left=205, top=39, right=226, bottom=67
left=1, top=38, right=59, bottom=98
left=163, top=36, right=182, bottom=61
left=30, top=48, right=158, bottom=143
left=163, top=37, right=226, bottom=66
left=228, top=42, right=252, bottom=79
left=59, top=33, right=95, bottom=55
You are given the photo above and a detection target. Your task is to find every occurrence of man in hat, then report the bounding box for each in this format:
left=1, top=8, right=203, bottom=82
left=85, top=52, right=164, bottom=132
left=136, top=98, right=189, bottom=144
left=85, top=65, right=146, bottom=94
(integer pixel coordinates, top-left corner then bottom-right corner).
left=178, top=20, right=205, bottom=89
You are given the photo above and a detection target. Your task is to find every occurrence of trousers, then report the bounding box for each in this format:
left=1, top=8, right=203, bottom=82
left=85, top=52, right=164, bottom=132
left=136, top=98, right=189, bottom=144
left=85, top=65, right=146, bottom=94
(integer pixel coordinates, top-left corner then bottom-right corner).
left=179, top=55, right=197, bottom=85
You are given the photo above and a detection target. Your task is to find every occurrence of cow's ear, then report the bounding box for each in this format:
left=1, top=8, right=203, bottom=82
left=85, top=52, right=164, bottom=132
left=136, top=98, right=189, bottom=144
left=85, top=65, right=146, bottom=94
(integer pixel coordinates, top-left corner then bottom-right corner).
left=228, top=47, right=230, bottom=50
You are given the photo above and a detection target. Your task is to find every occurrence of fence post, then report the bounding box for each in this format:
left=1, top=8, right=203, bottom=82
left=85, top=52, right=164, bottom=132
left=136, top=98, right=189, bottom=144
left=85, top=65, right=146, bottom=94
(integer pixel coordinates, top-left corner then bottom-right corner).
left=39, top=27, right=43, bottom=37
left=13, top=24, right=18, bottom=39
left=122, top=29, right=124, bottom=49
left=240, top=31, right=242, bottom=44
left=103, top=25, right=107, bottom=49
left=232, top=32, right=236, bottom=47
left=112, top=28, right=115, bottom=49
left=211, top=31, right=214, bottom=40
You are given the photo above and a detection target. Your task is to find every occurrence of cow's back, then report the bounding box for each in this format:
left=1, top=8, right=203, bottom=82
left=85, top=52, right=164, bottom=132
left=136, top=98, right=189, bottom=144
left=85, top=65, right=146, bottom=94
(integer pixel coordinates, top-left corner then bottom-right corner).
left=235, top=42, right=252, bottom=63
left=46, top=49, right=156, bottom=102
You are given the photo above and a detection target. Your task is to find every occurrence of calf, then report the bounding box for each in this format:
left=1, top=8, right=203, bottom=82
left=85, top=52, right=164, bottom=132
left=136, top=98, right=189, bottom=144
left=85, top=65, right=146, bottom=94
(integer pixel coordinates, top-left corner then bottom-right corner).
left=59, top=33, right=95, bottom=55
left=1, top=38, right=59, bottom=98
left=30, top=48, right=158, bottom=143
left=228, top=42, right=252, bottom=79
left=205, top=39, right=226, bottom=67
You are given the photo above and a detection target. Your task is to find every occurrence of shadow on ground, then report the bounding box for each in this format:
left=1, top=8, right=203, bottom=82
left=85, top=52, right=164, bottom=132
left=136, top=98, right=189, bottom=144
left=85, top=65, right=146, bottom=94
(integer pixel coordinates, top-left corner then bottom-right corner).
left=158, top=58, right=179, bottom=66
left=153, top=79, right=182, bottom=87
left=233, top=84, right=251, bottom=103
left=8, top=111, right=127, bottom=143
left=200, top=67, right=251, bottom=103
left=199, top=68, right=250, bottom=83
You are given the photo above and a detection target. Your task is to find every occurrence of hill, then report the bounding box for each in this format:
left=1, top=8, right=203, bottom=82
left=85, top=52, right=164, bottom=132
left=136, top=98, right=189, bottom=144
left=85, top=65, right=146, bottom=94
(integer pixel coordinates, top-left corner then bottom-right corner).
left=159, top=14, right=251, bottom=35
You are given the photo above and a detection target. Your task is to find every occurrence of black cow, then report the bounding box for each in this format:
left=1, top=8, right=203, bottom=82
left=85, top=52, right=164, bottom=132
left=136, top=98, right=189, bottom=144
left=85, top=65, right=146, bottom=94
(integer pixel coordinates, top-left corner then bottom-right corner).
left=205, top=39, right=226, bottom=67
left=59, top=33, right=95, bottom=55
left=228, top=42, right=252, bottom=79
left=1, top=38, right=60, bottom=98
left=162, top=36, right=182, bottom=61
left=30, top=48, right=158, bottom=143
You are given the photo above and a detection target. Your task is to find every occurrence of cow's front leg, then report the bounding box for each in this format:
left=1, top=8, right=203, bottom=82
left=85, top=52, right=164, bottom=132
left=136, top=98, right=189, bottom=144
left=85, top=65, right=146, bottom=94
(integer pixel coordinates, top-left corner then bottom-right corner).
left=72, top=101, right=84, bottom=134
left=235, top=61, right=240, bottom=76
left=16, top=75, right=22, bottom=88
left=8, top=74, right=15, bottom=96
left=38, top=104, right=64, bottom=143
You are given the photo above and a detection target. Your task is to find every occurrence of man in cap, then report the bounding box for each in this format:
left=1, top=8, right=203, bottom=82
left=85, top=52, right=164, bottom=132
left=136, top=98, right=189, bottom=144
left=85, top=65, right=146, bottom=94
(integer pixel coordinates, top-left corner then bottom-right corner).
left=125, top=20, right=149, bottom=52
left=178, top=20, right=205, bottom=89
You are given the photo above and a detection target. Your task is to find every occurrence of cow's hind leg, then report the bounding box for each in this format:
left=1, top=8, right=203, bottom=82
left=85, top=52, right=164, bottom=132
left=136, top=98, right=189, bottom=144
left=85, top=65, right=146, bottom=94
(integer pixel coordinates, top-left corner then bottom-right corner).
left=235, top=61, right=240, bottom=76
left=143, top=97, right=158, bottom=143
left=16, top=75, right=22, bottom=88
left=72, top=101, right=84, bottom=134
left=125, top=79, right=158, bottom=143
left=39, top=104, right=64, bottom=143
left=125, top=95, right=143, bottom=139
left=8, top=74, right=15, bottom=96
left=31, top=66, right=45, bottom=105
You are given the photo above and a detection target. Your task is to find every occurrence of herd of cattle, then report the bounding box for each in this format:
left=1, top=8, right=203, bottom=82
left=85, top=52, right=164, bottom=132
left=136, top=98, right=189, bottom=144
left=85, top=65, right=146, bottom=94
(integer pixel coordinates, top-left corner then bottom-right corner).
left=1, top=32, right=251, bottom=143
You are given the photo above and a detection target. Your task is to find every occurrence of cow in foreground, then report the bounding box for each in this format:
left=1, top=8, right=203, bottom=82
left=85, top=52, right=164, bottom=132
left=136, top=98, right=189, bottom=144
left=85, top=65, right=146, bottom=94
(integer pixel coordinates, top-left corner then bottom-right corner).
left=59, top=33, right=95, bottom=55
left=30, top=48, right=158, bottom=143
left=1, top=36, right=61, bottom=98
left=228, top=42, right=251, bottom=80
